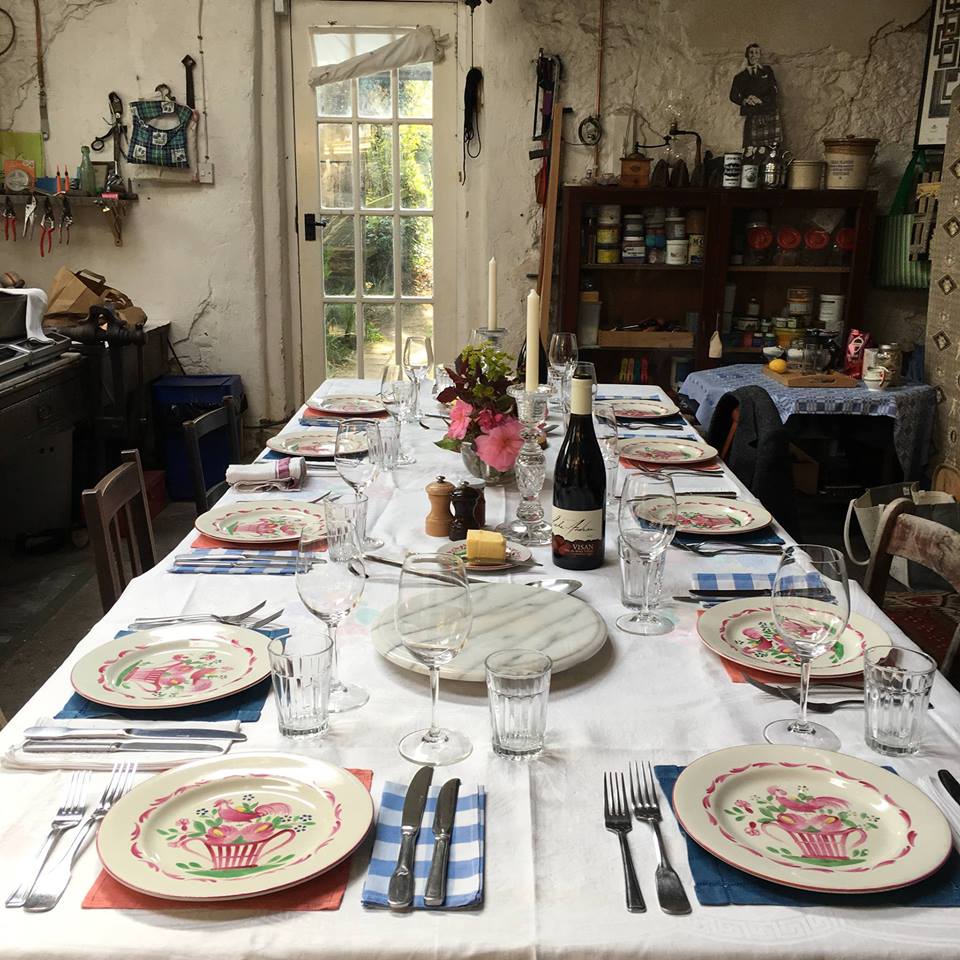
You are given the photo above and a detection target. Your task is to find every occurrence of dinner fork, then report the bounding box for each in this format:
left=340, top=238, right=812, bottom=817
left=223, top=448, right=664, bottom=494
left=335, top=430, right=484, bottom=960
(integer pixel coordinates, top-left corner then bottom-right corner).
left=129, top=600, right=266, bottom=629
left=742, top=675, right=865, bottom=713
left=672, top=542, right=784, bottom=556
left=629, top=762, right=691, bottom=915
left=604, top=771, right=645, bottom=913
left=6, top=770, right=89, bottom=908
left=24, top=760, right=137, bottom=912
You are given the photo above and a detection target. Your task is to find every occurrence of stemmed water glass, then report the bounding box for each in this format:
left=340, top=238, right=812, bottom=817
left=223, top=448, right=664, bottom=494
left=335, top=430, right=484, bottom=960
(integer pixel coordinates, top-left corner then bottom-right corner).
left=402, top=335, right=433, bottom=420
left=548, top=332, right=578, bottom=403
left=594, top=403, right=620, bottom=514
left=394, top=553, right=473, bottom=765
left=763, top=545, right=850, bottom=751
left=334, top=419, right=383, bottom=550
left=296, top=504, right=368, bottom=713
left=617, top=472, right=677, bottom=635
left=380, top=363, right=416, bottom=465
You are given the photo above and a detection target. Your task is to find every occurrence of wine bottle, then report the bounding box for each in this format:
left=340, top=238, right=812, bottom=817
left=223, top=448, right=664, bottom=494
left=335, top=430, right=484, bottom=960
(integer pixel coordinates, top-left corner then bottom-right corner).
left=551, top=370, right=605, bottom=569
left=517, top=336, right=548, bottom=385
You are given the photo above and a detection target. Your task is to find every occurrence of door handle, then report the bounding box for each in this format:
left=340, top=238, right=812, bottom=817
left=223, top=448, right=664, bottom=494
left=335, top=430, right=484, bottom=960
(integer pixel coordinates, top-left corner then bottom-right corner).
left=303, top=214, right=328, bottom=242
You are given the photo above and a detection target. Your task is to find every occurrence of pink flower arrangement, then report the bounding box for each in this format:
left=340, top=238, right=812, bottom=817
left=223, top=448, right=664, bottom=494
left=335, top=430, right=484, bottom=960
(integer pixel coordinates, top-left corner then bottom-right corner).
left=475, top=420, right=524, bottom=472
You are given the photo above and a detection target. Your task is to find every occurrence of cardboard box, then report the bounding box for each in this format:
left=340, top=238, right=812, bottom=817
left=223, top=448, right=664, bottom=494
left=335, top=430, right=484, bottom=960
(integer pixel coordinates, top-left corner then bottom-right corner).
left=597, top=330, right=694, bottom=349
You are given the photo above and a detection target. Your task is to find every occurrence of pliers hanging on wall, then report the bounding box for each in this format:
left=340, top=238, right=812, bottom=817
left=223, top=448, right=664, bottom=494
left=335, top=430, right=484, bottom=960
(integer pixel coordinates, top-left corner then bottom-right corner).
left=3, top=197, right=16, bottom=241
left=39, top=198, right=55, bottom=257
left=58, top=196, right=72, bottom=245
left=23, top=194, right=37, bottom=240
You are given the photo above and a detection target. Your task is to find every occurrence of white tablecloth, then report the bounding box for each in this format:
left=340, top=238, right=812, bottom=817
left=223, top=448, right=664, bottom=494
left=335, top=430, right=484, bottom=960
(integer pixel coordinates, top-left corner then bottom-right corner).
left=3, top=380, right=960, bottom=960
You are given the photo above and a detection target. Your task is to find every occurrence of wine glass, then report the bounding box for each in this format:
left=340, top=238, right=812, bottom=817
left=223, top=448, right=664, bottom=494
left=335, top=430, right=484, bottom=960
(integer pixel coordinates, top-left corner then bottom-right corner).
left=548, top=332, right=578, bottom=403
left=593, top=402, right=620, bottom=514
left=394, top=553, right=472, bottom=765
left=296, top=507, right=368, bottom=713
left=380, top=363, right=416, bottom=465
left=402, top=335, right=433, bottom=420
left=334, top=419, right=383, bottom=550
left=763, top=545, right=850, bottom=750
left=617, top=471, right=676, bottom=635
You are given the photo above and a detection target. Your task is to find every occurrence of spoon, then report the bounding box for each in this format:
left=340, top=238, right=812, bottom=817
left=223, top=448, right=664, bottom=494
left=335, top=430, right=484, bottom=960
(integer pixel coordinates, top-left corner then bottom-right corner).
left=524, top=578, right=582, bottom=595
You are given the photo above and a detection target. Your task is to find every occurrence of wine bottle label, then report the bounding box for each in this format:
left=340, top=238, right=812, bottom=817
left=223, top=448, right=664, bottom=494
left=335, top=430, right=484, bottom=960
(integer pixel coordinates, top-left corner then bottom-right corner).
left=551, top=507, right=603, bottom=557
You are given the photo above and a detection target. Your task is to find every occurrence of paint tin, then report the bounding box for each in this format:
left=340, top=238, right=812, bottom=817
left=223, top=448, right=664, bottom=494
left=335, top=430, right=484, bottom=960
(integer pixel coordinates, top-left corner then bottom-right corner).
left=787, top=160, right=824, bottom=190
left=666, top=239, right=688, bottom=265
left=722, top=152, right=743, bottom=188
left=687, top=234, right=705, bottom=263
left=596, top=243, right=620, bottom=264
left=597, top=204, right=621, bottom=224
left=596, top=226, right=620, bottom=245
left=665, top=217, right=687, bottom=240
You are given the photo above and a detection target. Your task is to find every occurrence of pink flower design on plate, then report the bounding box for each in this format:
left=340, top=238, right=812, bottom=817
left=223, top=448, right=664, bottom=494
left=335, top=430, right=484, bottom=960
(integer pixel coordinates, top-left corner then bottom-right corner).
left=681, top=512, right=730, bottom=530
left=737, top=799, right=754, bottom=813
left=745, top=821, right=760, bottom=836
left=446, top=400, right=474, bottom=440
left=474, top=419, right=523, bottom=471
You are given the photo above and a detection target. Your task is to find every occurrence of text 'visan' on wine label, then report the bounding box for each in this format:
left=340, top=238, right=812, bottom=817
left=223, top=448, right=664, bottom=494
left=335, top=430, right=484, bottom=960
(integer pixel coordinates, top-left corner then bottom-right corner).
left=551, top=507, right=604, bottom=555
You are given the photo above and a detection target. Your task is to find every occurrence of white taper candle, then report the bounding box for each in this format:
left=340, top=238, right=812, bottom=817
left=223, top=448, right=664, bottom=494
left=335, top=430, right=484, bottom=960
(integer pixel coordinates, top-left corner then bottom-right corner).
left=525, top=288, right=540, bottom=391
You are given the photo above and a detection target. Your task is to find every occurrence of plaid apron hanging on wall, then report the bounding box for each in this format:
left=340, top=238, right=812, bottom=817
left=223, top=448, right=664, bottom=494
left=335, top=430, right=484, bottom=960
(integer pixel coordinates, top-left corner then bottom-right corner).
left=127, top=99, right=193, bottom=168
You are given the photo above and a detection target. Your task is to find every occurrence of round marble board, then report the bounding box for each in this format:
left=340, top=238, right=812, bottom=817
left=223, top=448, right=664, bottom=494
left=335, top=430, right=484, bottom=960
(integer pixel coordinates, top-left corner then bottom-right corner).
left=370, top=582, right=607, bottom=682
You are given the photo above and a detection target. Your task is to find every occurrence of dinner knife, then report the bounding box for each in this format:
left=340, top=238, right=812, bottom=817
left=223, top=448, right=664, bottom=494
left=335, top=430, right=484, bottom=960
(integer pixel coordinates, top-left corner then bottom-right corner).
left=938, top=769, right=960, bottom=808
left=388, top=766, right=433, bottom=910
left=23, top=740, right=226, bottom=753
left=24, top=725, right=247, bottom=742
left=424, top=778, right=460, bottom=907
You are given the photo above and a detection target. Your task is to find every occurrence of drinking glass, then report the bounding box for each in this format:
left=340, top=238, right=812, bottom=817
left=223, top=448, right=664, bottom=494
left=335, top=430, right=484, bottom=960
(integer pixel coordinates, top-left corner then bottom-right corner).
left=379, top=363, right=416, bottom=464
left=402, top=335, right=433, bottom=419
left=617, top=472, right=676, bottom=635
left=618, top=539, right=668, bottom=634
left=594, top=402, right=620, bottom=513
left=548, top=332, right=578, bottom=403
left=485, top=649, right=552, bottom=759
left=432, top=360, right=454, bottom=398
left=377, top=418, right=400, bottom=471
left=334, top=419, right=383, bottom=549
left=394, top=553, right=472, bottom=765
left=864, top=645, right=936, bottom=756
left=296, top=511, right=368, bottom=713
left=763, top=545, right=850, bottom=750
left=268, top=633, right=333, bottom=739
left=561, top=360, right=597, bottom=427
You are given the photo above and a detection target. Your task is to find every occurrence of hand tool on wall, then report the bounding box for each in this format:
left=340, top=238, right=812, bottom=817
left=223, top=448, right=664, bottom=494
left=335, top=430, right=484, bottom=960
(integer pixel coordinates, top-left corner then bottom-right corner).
left=32, top=0, right=49, bottom=140
left=58, top=196, right=71, bottom=245
left=23, top=194, right=37, bottom=239
left=0, top=7, right=16, bottom=59
left=39, top=197, right=54, bottom=256
left=91, top=92, right=127, bottom=169
left=531, top=50, right=562, bottom=205
left=577, top=0, right=605, bottom=172
left=181, top=54, right=196, bottom=109
left=3, top=197, right=16, bottom=241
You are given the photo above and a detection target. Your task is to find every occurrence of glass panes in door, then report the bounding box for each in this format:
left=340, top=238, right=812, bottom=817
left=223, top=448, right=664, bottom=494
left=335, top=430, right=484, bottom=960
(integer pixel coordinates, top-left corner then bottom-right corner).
left=313, top=30, right=436, bottom=380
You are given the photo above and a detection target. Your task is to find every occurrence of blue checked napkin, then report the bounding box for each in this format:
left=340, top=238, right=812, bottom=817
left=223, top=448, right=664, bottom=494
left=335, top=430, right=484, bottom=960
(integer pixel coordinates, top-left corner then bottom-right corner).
left=655, top=765, right=960, bottom=907
left=361, top=780, right=486, bottom=910
left=691, top=572, right=822, bottom=592
left=55, top=625, right=286, bottom=722
left=169, top=547, right=299, bottom=575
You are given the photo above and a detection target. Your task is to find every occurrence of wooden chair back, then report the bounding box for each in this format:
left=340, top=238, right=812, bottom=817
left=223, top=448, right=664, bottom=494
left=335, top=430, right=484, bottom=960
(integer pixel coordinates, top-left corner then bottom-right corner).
left=933, top=462, right=960, bottom=501
left=719, top=406, right=740, bottom=460
left=864, top=497, right=960, bottom=673
left=184, top=395, right=241, bottom=515
left=82, top=449, right=158, bottom=613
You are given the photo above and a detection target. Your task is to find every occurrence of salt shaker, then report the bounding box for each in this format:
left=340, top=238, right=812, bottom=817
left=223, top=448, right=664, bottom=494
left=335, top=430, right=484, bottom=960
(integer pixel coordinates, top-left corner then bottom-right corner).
left=449, top=482, right=480, bottom=541
left=425, top=476, right=454, bottom=537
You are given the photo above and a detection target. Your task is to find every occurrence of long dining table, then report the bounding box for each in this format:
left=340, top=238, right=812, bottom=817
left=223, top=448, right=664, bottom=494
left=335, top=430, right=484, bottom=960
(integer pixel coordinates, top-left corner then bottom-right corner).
left=3, top=377, right=960, bottom=960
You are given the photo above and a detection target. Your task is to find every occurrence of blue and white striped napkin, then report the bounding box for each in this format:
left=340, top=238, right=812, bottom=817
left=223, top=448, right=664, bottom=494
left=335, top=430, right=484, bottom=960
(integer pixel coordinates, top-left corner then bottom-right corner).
left=361, top=780, right=486, bottom=910
left=691, top=572, right=824, bottom=591
left=169, top=547, right=298, bottom=575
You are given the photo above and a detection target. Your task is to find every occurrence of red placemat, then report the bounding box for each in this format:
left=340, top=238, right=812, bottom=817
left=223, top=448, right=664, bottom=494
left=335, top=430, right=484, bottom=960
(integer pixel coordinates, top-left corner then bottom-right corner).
left=305, top=406, right=388, bottom=420
left=83, top=768, right=373, bottom=911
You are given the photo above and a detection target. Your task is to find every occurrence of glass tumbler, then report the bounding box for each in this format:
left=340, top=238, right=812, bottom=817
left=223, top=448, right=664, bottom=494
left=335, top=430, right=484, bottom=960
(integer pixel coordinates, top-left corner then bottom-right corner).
left=485, top=649, right=552, bottom=759
left=618, top=539, right=666, bottom=612
left=268, top=633, right=334, bottom=739
left=864, top=645, right=936, bottom=756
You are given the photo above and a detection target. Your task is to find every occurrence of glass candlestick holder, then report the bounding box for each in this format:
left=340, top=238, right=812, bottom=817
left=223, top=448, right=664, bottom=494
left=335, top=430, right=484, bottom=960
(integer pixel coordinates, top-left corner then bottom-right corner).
left=497, top=384, right=552, bottom=545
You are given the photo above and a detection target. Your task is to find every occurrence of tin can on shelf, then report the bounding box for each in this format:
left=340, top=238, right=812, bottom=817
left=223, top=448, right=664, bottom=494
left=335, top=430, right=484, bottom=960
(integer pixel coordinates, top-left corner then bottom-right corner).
left=722, top=152, right=743, bottom=188
left=685, top=208, right=706, bottom=234
left=596, top=225, right=620, bottom=245
left=687, top=234, right=705, bottom=263
left=596, top=243, right=620, bottom=264
left=740, top=156, right=759, bottom=188
left=666, top=239, right=688, bottom=265
left=665, top=217, right=687, bottom=240
left=597, top=204, right=621, bottom=224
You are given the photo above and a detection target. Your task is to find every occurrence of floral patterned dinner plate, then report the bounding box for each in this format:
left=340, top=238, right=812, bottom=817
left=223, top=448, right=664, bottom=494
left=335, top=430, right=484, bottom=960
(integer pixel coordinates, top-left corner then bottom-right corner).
left=619, top=437, right=718, bottom=465
left=697, top=599, right=891, bottom=678
left=306, top=394, right=386, bottom=416
left=265, top=429, right=366, bottom=459
left=439, top=539, right=533, bottom=571
left=672, top=745, right=951, bottom=893
left=675, top=496, right=772, bottom=536
left=70, top=623, right=272, bottom=710
left=195, top=500, right=326, bottom=545
left=609, top=398, right=680, bottom=420
left=97, top=754, right=374, bottom=901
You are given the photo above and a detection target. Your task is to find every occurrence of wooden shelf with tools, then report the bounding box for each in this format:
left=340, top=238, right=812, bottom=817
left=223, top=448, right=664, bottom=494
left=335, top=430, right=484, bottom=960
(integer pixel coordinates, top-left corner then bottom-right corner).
left=2, top=192, right=139, bottom=246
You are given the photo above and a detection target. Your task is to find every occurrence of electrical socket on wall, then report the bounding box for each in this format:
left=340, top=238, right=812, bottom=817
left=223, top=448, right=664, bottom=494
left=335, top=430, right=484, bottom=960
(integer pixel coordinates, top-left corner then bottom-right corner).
left=197, top=161, right=215, bottom=184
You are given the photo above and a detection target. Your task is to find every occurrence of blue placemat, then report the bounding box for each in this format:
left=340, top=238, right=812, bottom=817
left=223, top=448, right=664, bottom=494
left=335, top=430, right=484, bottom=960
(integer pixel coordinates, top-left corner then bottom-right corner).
left=655, top=764, right=960, bottom=907
left=55, top=626, right=286, bottom=722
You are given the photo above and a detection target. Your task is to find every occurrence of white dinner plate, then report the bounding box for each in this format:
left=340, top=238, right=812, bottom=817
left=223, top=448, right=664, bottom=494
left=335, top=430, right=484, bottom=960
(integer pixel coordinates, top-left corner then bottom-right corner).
left=195, top=500, right=326, bottom=545
left=607, top=398, right=680, bottom=420
left=697, top=599, right=892, bottom=678
left=98, top=754, right=374, bottom=901
left=439, top=539, right=533, bottom=571
left=306, top=394, right=386, bottom=416
left=673, top=745, right=951, bottom=893
left=675, top=496, right=772, bottom=536
left=619, top=437, right=718, bottom=466
left=370, top=582, right=606, bottom=681
left=70, top=623, right=273, bottom=710
left=265, top=429, right=366, bottom=459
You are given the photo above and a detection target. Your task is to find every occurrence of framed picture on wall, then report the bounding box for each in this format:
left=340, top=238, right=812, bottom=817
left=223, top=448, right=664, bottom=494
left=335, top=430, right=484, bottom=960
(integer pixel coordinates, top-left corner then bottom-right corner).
left=917, top=0, right=960, bottom=148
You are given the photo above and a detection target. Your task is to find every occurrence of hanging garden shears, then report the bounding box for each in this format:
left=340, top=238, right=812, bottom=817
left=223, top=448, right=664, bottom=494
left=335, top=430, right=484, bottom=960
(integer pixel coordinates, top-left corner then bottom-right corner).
left=58, top=196, right=72, bottom=245
left=23, top=194, right=37, bottom=240
left=3, top=197, right=16, bottom=242
left=39, top=198, right=55, bottom=257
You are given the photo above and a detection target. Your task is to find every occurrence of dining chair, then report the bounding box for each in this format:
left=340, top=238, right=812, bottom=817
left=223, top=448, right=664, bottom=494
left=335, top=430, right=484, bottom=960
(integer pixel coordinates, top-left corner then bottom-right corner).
left=864, top=497, right=960, bottom=677
left=82, top=449, right=158, bottom=613
left=183, top=395, right=241, bottom=514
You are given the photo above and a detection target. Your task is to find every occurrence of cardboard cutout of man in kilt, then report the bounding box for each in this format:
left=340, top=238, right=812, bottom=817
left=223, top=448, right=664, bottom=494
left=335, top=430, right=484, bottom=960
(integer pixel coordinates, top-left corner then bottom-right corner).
left=729, top=43, right=782, bottom=149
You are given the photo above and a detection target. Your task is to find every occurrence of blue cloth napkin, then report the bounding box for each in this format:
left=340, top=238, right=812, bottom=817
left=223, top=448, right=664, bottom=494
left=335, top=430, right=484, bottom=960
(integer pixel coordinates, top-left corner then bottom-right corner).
left=299, top=415, right=342, bottom=428
left=169, top=547, right=299, bottom=576
left=361, top=780, right=486, bottom=910
left=691, top=572, right=820, bottom=592
left=655, top=765, right=960, bottom=907
left=55, top=626, right=285, bottom=722
left=677, top=529, right=785, bottom=547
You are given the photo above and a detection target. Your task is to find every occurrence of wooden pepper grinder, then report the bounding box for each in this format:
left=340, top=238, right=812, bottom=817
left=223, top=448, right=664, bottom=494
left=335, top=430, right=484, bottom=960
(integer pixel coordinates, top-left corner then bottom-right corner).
left=425, top=476, right=455, bottom=537
left=449, top=482, right=480, bottom=541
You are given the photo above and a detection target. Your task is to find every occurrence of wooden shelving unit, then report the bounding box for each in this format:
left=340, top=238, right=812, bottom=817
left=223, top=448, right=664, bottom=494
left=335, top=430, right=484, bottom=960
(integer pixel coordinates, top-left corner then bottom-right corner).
left=727, top=265, right=850, bottom=274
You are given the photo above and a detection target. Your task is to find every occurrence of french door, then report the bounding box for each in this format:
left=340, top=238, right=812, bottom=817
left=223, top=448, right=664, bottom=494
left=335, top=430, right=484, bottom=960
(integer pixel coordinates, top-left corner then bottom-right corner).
left=291, top=1, right=457, bottom=392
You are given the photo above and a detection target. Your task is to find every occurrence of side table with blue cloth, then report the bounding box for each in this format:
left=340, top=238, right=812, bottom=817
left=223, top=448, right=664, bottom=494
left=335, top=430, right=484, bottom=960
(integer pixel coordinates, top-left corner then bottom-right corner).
left=680, top=364, right=937, bottom=480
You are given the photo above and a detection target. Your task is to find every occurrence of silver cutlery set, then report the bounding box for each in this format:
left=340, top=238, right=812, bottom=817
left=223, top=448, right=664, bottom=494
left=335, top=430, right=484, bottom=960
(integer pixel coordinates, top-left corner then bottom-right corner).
left=20, top=725, right=247, bottom=755
left=604, top=761, right=691, bottom=915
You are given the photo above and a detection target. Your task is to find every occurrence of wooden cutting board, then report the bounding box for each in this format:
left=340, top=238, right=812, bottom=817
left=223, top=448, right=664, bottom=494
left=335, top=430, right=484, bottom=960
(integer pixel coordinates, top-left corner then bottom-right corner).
left=762, top=366, right=858, bottom=388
